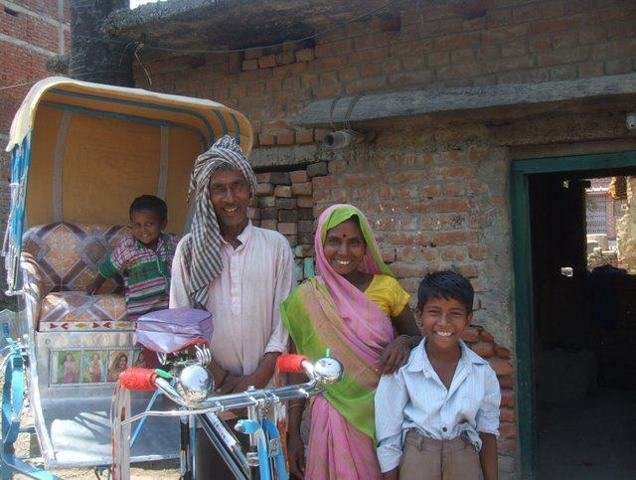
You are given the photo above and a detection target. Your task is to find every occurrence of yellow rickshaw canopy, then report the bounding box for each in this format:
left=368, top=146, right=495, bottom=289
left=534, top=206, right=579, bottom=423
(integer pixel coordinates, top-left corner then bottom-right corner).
left=7, top=76, right=253, bottom=154
left=6, top=76, right=254, bottom=234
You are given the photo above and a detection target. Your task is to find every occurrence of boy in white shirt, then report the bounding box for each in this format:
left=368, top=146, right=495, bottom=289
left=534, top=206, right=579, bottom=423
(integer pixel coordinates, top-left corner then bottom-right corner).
left=375, top=270, right=500, bottom=480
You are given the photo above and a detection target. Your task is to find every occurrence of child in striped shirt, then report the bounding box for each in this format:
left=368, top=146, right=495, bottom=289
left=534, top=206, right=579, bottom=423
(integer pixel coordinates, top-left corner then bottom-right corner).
left=88, top=195, right=179, bottom=320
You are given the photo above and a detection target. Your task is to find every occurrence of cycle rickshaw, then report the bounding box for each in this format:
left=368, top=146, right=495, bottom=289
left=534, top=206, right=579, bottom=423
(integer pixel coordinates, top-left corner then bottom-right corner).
left=1, top=77, right=340, bottom=479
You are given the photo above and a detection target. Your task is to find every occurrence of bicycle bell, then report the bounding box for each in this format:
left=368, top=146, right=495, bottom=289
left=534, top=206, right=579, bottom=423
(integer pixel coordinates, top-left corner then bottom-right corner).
left=176, top=364, right=213, bottom=404
left=313, top=357, right=344, bottom=384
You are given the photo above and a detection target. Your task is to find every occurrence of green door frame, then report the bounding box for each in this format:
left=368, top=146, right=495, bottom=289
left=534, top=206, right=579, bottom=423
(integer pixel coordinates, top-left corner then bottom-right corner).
left=511, top=150, right=636, bottom=480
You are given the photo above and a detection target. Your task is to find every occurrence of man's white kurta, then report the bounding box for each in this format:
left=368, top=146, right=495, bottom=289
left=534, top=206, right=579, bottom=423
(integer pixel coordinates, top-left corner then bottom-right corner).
left=170, top=222, right=294, bottom=376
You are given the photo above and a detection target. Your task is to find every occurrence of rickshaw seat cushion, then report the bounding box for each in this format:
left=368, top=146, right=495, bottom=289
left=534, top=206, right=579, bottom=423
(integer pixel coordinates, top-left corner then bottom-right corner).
left=21, top=223, right=134, bottom=332
left=22, top=222, right=130, bottom=293
left=39, top=291, right=130, bottom=331
left=21, top=252, right=47, bottom=300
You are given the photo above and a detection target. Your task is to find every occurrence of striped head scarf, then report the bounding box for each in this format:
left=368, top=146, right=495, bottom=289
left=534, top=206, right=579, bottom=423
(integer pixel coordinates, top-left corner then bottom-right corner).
left=184, top=135, right=258, bottom=308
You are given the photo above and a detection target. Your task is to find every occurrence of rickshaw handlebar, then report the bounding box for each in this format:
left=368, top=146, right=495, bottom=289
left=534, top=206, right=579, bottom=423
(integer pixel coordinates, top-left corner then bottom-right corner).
left=118, top=354, right=339, bottom=423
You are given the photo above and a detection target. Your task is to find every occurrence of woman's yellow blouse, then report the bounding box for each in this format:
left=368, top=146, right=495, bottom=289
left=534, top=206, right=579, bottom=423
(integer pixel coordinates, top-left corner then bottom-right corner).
left=364, top=274, right=410, bottom=317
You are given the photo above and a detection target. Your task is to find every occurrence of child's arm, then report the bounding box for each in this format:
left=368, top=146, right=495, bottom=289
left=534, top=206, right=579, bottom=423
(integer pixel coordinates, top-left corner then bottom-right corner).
left=479, top=432, right=498, bottom=480
left=89, top=239, right=128, bottom=294
left=375, top=371, right=409, bottom=475
left=86, top=257, right=116, bottom=294
left=476, top=367, right=502, bottom=480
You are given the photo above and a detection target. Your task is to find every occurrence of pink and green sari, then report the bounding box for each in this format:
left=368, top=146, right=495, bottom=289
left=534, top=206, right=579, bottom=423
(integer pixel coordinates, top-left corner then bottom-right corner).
left=281, top=204, right=396, bottom=479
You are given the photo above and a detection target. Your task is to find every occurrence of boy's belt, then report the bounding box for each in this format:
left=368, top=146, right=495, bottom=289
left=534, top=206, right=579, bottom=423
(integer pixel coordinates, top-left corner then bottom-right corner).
left=405, top=429, right=479, bottom=453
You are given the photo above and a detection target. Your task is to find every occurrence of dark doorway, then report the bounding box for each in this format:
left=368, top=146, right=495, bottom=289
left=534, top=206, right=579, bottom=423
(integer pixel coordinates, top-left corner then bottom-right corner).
left=523, top=165, right=636, bottom=479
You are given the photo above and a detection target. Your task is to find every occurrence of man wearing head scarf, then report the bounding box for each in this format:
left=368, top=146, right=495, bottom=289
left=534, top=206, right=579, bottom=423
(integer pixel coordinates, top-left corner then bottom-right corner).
left=170, top=135, right=295, bottom=475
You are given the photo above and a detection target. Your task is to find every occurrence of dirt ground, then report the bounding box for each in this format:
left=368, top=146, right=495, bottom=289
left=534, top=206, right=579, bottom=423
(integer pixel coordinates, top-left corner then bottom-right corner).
left=537, top=387, right=636, bottom=479
left=15, top=460, right=180, bottom=480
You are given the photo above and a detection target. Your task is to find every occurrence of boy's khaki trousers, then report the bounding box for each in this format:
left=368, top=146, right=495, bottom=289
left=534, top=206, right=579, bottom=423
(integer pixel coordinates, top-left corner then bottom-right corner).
left=399, top=429, right=482, bottom=479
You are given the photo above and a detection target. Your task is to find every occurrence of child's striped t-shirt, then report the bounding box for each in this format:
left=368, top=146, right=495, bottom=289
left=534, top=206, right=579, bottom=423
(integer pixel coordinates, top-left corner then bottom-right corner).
left=99, top=233, right=179, bottom=319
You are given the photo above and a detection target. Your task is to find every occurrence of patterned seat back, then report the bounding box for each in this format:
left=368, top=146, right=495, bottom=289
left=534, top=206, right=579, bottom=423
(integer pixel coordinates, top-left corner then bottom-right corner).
left=22, top=223, right=131, bottom=294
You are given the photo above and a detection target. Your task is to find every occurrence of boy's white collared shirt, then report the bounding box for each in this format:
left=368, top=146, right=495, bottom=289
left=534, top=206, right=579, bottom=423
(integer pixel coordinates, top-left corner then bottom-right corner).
left=375, top=338, right=501, bottom=473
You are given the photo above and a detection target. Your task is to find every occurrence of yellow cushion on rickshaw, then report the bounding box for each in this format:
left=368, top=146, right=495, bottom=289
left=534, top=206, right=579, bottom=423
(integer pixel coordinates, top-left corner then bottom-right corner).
left=39, top=291, right=132, bottom=331
left=22, top=223, right=130, bottom=293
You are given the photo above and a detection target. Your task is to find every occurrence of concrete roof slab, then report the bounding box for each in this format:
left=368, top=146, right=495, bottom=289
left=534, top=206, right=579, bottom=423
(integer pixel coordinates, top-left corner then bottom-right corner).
left=296, top=73, right=636, bottom=128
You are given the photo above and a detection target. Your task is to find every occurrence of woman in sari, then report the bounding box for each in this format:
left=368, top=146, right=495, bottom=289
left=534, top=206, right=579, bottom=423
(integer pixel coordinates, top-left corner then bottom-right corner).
left=282, top=204, right=421, bottom=480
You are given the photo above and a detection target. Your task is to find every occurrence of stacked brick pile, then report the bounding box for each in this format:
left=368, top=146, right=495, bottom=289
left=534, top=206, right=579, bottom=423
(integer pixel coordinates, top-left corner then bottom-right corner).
left=241, top=43, right=315, bottom=72
left=253, top=162, right=329, bottom=282
left=254, top=119, right=330, bottom=151
left=462, top=325, right=516, bottom=475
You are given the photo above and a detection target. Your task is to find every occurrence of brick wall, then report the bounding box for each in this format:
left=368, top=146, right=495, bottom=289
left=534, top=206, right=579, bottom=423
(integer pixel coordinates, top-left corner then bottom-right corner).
left=0, top=0, right=70, bottom=129
left=0, top=0, right=70, bottom=304
left=135, top=0, right=636, bottom=328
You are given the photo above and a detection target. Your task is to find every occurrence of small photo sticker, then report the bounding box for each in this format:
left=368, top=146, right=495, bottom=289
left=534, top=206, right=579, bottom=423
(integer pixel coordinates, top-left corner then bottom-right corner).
left=82, top=351, right=106, bottom=383
left=107, top=351, right=130, bottom=383
left=56, top=351, right=81, bottom=384
left=132, top=348, right=159, bottom=368
left=133, top=349, right=145, bottom=367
